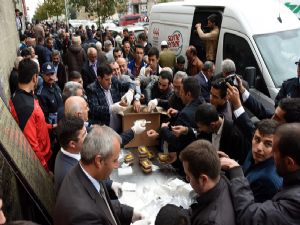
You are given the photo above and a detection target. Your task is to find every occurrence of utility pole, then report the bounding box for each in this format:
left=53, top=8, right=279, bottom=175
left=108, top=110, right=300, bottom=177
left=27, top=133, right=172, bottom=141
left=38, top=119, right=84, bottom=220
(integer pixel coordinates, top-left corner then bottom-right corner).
left=64, top=0, right=69, bottom=31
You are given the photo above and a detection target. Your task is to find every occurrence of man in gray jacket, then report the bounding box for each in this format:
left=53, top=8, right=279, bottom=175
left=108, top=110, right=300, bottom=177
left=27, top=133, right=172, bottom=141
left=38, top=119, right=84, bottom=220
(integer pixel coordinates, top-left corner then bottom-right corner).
left=221, top=123, right=300, bottom=225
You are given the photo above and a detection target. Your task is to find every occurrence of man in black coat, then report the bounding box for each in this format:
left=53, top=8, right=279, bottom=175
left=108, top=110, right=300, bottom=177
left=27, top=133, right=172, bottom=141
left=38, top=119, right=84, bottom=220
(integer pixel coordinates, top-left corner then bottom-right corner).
left=54, top=125, right=143, bottom=225
left=81, top=47, right=102, bottom=90
left=275, top=59, right=300, bottom=107
left=179, top=140, right=236, bottom=225
left=221, top=123, right=300, bottom=225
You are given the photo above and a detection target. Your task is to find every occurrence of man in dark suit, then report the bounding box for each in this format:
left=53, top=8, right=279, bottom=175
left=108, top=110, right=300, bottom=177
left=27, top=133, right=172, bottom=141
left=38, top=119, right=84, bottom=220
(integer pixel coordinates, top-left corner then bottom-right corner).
left=172, top=83, right=253, bottom=163
left=54, top=125, right=143, bottom=225
left=147, top=77, right=205, bottom=171
left=52, top=50, right=67, bottom=91
left=195, top=61, right=215, bottom=102
left=86, top=63, right=137, bottom=131
left=54, top=116, right=87, bottom=194
left=81, top=47, right=103, bottom=90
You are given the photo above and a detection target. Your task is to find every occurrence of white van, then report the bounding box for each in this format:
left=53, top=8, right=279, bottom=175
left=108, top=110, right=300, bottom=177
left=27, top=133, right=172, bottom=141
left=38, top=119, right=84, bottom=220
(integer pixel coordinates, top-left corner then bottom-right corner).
left=148, top=0, right=300, bottom=109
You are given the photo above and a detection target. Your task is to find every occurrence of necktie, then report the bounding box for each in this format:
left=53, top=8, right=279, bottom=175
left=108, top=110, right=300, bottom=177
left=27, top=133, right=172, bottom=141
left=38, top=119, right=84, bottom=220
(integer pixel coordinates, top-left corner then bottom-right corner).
left=99, top=183, right=118, bottom=225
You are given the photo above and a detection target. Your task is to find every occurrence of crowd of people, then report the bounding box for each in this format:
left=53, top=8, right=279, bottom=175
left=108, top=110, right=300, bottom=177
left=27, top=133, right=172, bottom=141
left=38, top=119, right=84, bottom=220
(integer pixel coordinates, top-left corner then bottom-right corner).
left=6, top=12, right=300, bottom=225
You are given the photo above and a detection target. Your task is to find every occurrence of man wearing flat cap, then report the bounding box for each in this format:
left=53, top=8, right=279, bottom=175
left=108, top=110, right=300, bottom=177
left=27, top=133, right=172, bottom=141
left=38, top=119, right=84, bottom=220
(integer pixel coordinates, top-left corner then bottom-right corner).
left=275, top=59, right=300, bottom=107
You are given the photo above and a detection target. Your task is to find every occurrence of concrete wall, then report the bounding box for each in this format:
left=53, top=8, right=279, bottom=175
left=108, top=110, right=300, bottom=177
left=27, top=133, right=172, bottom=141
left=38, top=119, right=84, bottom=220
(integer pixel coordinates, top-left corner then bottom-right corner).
left=0, top=0, right=24, bottom=222
left=0, top=0, right=19, bottom=105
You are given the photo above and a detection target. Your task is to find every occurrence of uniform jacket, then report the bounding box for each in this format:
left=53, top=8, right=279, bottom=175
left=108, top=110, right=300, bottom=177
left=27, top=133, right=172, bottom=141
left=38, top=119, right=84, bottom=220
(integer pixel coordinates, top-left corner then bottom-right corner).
left=86, top=77, right=134, bottom=126
left=9, top=89, right=52, bottom=170
left=36, top=83, right=64, bottom=124
left=275, top=77, right=300, bottom=107
left=229, top=167, right=300, bottom=225
left=189, top=176, right=236, bottom=225
left=54, top=164, right=133, bottom=225
left=243, top=153, right=283, bottom=202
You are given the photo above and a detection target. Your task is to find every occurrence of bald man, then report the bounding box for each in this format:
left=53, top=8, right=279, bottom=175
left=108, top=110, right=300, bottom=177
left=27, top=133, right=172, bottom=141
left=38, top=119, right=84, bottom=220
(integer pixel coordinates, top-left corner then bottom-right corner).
left=81, top=47, right=100, bottom=89
left=64, top=96, right=145, bottom=146
left=66, top=36, right=87, bottom=73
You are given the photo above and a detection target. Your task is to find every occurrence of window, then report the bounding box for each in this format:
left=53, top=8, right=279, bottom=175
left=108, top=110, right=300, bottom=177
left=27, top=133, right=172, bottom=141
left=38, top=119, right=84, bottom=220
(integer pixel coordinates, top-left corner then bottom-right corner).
left=223, top=33, right=269, bottom=96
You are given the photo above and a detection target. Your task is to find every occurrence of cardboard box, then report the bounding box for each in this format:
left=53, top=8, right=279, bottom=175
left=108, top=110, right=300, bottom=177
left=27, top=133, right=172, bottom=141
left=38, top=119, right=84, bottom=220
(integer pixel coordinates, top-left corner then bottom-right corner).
left=122, top=106, right=160, bottom=148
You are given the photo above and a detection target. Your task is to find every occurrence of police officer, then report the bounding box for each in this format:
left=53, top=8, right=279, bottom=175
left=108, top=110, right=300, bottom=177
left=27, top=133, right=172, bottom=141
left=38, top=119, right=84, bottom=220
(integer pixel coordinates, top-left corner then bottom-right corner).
left=275, top=59, right=300, bottom=107
left=37, top=62, right=64, bottom=125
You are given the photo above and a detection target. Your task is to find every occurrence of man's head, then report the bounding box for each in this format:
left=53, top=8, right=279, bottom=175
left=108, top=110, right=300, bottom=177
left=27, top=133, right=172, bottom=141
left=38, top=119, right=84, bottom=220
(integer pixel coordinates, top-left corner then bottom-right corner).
left=104, top=40, right=113, bottom=52
left=160, top=40, right=168, bottom=51
left=15, top=9, right=20, bottom=16
left=176, top=55, right=186, bottom=71
left=51, top=50, right=61, bottom=65
left=123, top=28, right=129, bottom=37
left=137, top=32, right=147, bottom=44
left=180, top=77, right=200, bottom=105
left=221, top=59, right=236, bottom=77
left=272, top=98, right=300, bottom=123
left=155, top=204, right=190, bottom=225
left=62, top=81, right=84, bottom=103
left=41, top=62, right=56, bottom=86
left=87, top=47, right=97, bottom=64
left=116, top=57, right=128, bottom=75
left=110, top=61, right=121, bottom=77
left=72, top=36, right=81, bottom=46
left=273, top=123, right=300, bottom=176
left=46, top=37, right=54, bottom=49
left=207, top=14, right=218, bottom=29
left=195, top=103, right=219, bottom=133
left=134, top=44, right=145, bottom=63
left=252, top=119, right=279, bottom=164
left=186, top=46, right=197, bottom=61
left=202, top=61, right=215, bottom=80
left=64, top=96, right=89, bottom=122
left=180, top=140, right=221, bottom=194
left=173, top=71, right=188, bottom=97
left=158, top=71, right=173, bottom=93
left=57, top=117, right=86, bottom=153
left=80, top=125, right=121, bottom=180
left=21, top=48, right=31, bottom=59
left=113, top=47, right=123, bottom=61
left=148, top=47, right=160, bottom=70
left=123, top=41, right=131, bottom=54
left=18, top=58, right=39, bottom=88
left=68, top=71, right=83, bottom=85
left=97, top=63, right=113, bottom=90
left=210, top=78, right=227, bottom=107
left=129, top=33, right=135, bottom=44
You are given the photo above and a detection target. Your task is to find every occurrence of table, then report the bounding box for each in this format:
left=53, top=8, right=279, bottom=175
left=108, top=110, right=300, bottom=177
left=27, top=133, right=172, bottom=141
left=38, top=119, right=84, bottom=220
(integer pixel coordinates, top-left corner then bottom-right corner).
left=111, top=148, right=194, bottom=224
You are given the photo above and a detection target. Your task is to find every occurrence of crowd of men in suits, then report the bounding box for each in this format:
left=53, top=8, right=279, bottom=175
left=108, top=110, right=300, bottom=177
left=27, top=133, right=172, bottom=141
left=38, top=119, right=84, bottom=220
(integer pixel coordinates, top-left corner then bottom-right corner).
left=7, top=20, right=300, bottom=224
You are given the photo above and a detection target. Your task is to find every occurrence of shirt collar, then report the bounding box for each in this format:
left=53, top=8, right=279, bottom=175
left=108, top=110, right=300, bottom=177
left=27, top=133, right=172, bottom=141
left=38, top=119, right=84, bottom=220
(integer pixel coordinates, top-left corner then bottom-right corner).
left=60, top=148, right=81, bottom=161
left=216, top=117, right=224, bottom=135
left=79, top=162, right=100, bottom=193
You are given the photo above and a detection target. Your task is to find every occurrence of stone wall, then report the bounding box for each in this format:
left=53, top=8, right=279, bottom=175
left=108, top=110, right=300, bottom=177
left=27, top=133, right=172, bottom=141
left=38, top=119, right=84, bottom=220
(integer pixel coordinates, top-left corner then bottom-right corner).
left=0, top=0, right=19, bottom=105
left=0, top=0, right=25, bottom=222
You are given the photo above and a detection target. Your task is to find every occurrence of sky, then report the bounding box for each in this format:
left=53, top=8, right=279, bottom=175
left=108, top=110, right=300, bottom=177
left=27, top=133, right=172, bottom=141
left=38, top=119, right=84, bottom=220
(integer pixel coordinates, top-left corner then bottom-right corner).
left=26, top=0, right=44, bottom=20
